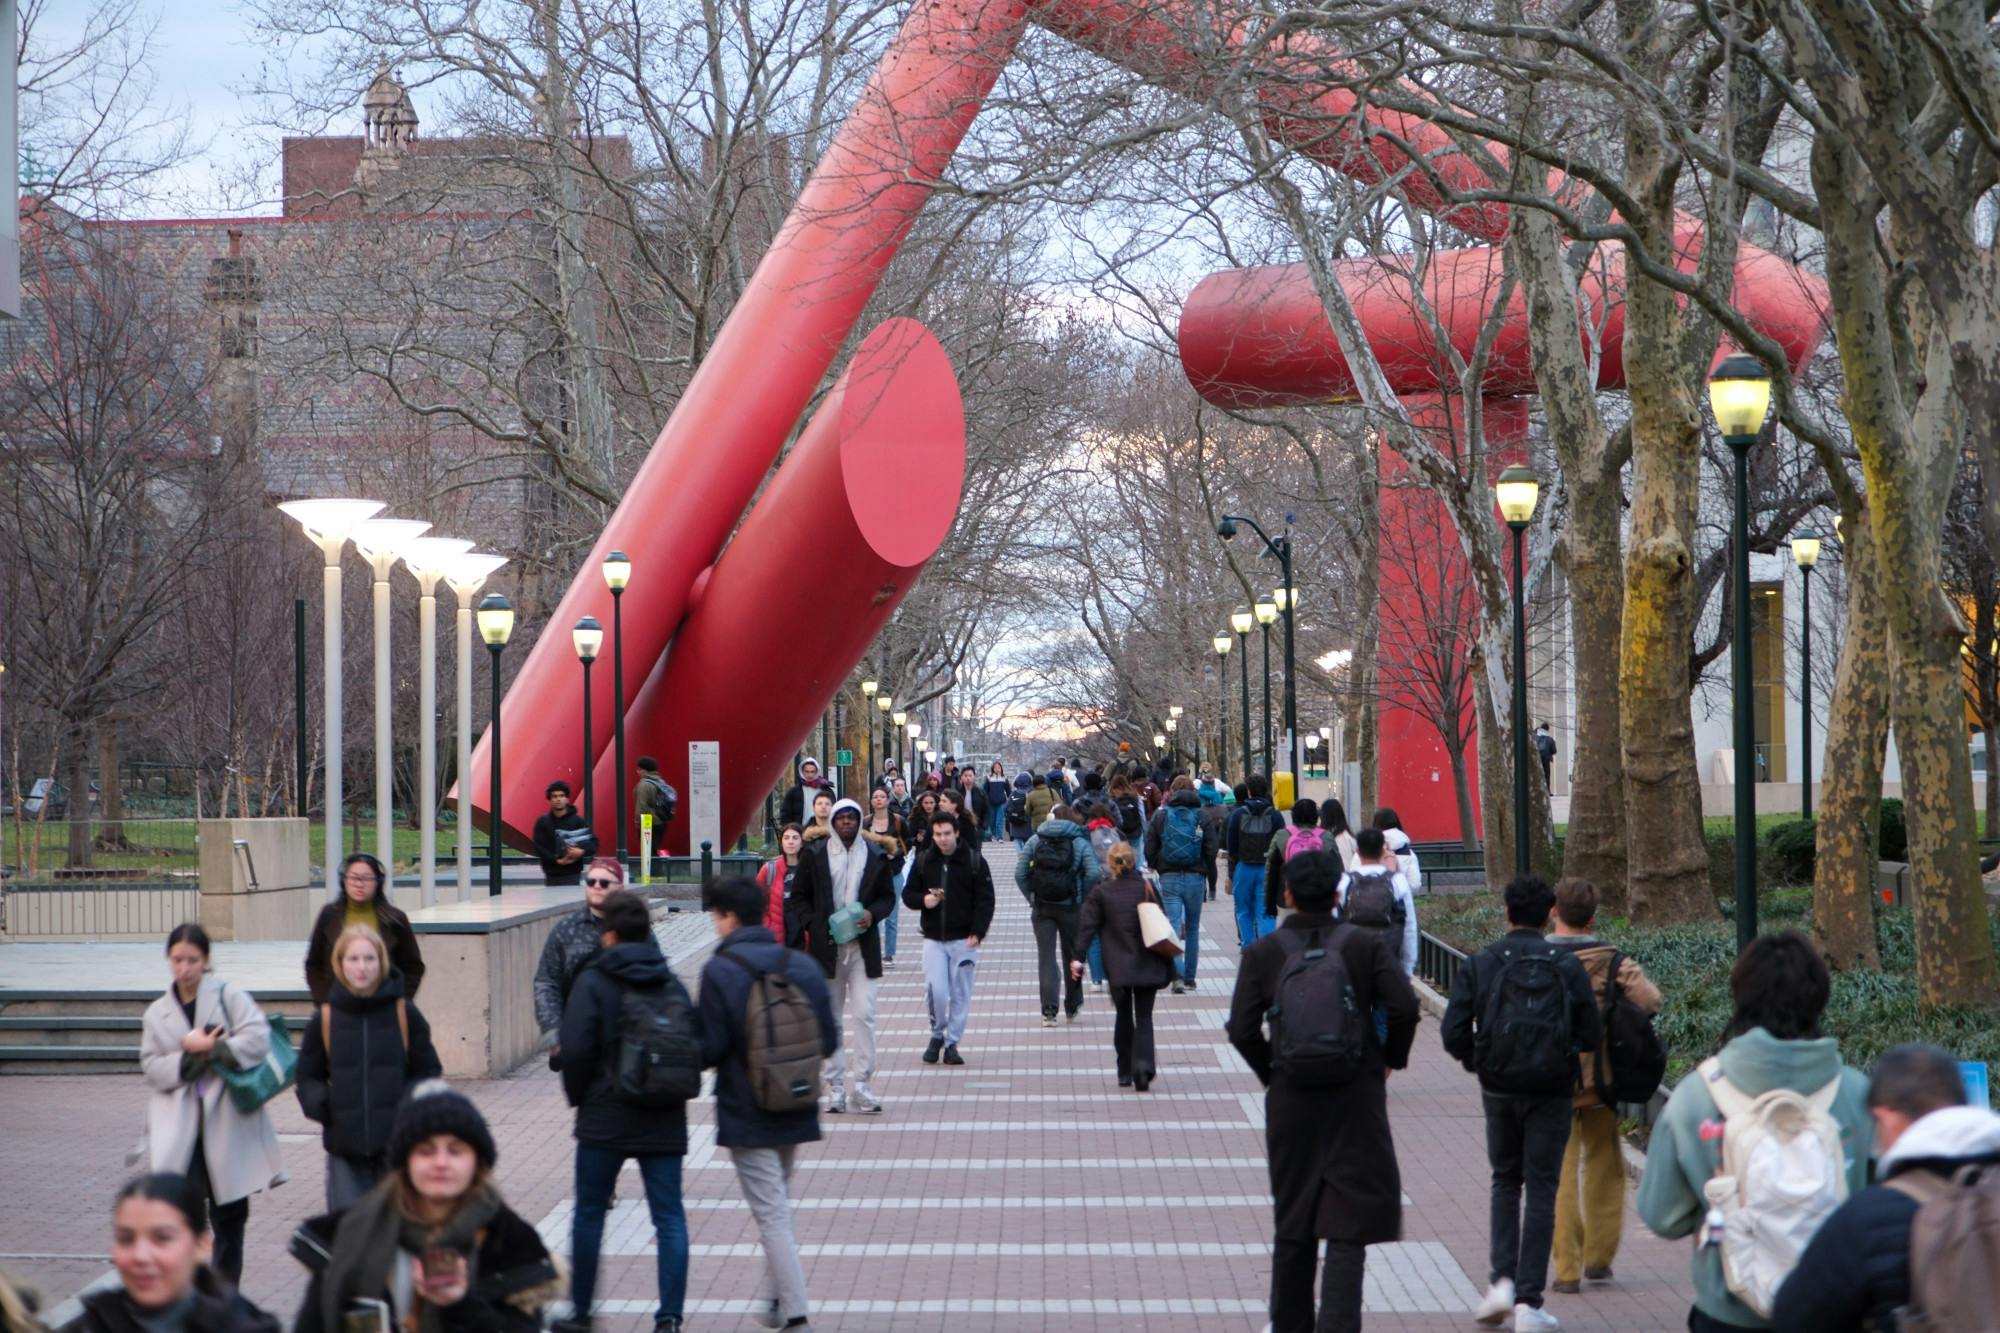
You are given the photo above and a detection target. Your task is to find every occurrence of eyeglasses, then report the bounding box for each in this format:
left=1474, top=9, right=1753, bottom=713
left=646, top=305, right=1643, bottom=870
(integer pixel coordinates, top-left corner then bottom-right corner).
left=584, top=877, right=618, bottom=888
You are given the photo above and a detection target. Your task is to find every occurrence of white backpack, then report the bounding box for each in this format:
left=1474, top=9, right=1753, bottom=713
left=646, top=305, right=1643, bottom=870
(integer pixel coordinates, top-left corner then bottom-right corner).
left=1696, top=1056, right=1849, bottom=1318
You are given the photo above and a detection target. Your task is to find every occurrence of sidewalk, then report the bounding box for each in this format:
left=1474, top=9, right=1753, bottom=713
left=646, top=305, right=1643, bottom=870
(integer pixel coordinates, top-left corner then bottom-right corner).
left=0, top=846, right=1700, bottom=1330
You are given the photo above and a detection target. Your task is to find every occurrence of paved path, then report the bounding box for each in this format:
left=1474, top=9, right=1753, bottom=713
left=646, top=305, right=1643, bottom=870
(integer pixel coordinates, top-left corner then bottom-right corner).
left=1, top=844, right=1701, bottom=1330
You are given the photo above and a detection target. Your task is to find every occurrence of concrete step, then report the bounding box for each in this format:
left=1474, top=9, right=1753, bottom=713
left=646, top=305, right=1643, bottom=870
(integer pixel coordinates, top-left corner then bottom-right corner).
left=0, top=1043, right=139, bottom=1072
left=0, top=1016, right=143, bottom=1047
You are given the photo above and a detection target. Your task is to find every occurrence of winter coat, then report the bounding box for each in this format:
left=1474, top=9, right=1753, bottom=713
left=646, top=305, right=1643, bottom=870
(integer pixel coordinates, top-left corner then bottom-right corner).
left=756, top=856, right=804, bottom=946
left=902, top=842, right=995, bottom=942
left=778, top=777, right=832, bottom=826
left=290, top=1196, right=559, bottom=1333
left=1024, top=785, right=1057, bottom=829
left=955, top=780, right=988, bottom=824
left=1440, top=928, right=1604, bottom=1092
left=984, top=776, right=1011, bottom=814
left=138, top=975, right=287, bottom=1206
left=1014, top=819, right=1102, bottom=910
left=1380, top=827, right=1422, bottom=891
left=559, top=939, right=694, bottom=1157
left=1334, top=864, right=1420, bottom=976
left=1547, top=936, right=1662, bottom=1109
left=532, top=906, right=605, bottom=1038
left=634, top=773, right=676, bottom=833
left=1075, top=872, right=1175, bottom=991
left=1224, top=799, right=1278, bottom=868
left=305, top=896, right=425, bottom=1005
left=1772, top=1105, right=2000, bottom=1333
left=1227, top=912, right=1420, bottom=1243
left=798, top=833, right=899, bottom=979
left=531, top=810, right=598, bottom=885
left=1143, top=789, right=1213, bottom=872
left=1005, top=775, right=1035, bottom=840
left=696, top=925, right=838, bottom=1149
left=1637, top=1026, right=1874, bottom=1328
left=67, top=1267, right=279, bottom=1333
left=295, top=969, right=442, bottom=1160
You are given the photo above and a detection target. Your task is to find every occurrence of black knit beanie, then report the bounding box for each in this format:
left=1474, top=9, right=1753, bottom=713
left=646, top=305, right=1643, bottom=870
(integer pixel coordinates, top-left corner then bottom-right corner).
left=388, top=1081, right=497, bottom=1171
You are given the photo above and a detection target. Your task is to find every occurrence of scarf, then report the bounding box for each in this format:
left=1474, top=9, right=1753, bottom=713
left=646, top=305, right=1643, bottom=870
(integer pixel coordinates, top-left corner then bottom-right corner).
left=828, top=832, right=864, bottom=910
left=319, top=1180, right=502, bottom=1333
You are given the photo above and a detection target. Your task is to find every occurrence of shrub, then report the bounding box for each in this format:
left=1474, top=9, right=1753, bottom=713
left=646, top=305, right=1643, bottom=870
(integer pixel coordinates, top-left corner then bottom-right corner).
left=1878, top=798, right=1907, bottom=863
left=1766, top=819, right=1817, bottom=885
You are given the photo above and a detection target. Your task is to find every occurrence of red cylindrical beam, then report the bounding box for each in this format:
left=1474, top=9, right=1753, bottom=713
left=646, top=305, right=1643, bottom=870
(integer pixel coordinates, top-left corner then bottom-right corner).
left=467, top=0, right=1029, bottom=847
left=589, top=318, right=966, bottom=853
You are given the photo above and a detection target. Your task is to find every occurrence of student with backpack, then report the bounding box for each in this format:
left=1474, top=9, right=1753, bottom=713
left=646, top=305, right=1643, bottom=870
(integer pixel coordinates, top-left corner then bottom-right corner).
left=1773, top=1043, right=2000, bottom=1332
left=696, top=876, right=839, bottom=1333
left=1144, top=777, right=1213, bottom=993
left=1225, top=774, right=1281, bottom=948
left=1015, top=804, right=1102, bottom=1025
left=1004, top=772, right=1035, bottom=845
left=1267, top=797, right=1335, bottom=924
left=1226, top=850, right=1419, bottom=1333
left=1637, top=931, right=1871, bottom=1331
left=1441, top=875, right=1603, bottom=1332
left=1108, top=774, right=1147, bottom=866
left=1335, top=828, right=1417, bottom=978
left=1371, top=807, right=1422, bottom=894
left=1545, top=877, right=1662, bottom=1295
left=555, top=891, right=699, bottom=1333
left=1197, top=783, right=1230, bottom=901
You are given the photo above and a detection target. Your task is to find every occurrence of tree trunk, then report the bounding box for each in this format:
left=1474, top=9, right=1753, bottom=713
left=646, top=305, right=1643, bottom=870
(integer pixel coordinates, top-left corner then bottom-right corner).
left=64, top=727, right=93, bottom=868
left=1813, top=503, right=1887, bottom=971
left=1450, top=732, right=1478, bottom=848
left=96, top=725, right=128, bottom=850
left=1561, top=484, right=1632, bottom=906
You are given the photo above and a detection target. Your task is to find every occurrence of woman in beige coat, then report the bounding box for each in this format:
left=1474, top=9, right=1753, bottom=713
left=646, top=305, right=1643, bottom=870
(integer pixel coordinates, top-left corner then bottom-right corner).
left=138, top=922, right=287, bottom=1285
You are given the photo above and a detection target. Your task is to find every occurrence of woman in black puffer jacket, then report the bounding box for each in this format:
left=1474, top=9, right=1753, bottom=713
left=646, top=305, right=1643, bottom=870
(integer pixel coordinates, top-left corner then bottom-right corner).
left=1074, top=841, right=1176, bottom=1091
left=296, top=923, right=443, bottom=1211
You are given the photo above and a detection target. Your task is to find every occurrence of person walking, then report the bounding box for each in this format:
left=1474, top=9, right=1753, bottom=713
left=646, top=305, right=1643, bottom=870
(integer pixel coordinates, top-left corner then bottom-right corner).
left=696, top=876, right=839, bottom=1333
left=1024, top=773, right=1057, bottom=830
left=1370, top=807, right=1421, bottom=895
left=1534, top=724, right=1557, bottom=787
left=862, top=785, right=908, bottom=969
left=534, top=781, right=599, bottom=886
left=799, top=798, right=897, bottom=1114
left=955, top=767, right=989, bottom=840
left=1335, top=828, right=1418, bottom=980
left=778, top=758, right=830, bottom=826
left=1197, top=783, right=1230, bottom=901
left=1225, top=774, right=1281, bottom=948
left=633, top=756, right=677, bottom=877
left=535, top=858, right=625, bottom=1068
left=305, top=852, right=425, bottom=1005
left=1545, top=877, right=1661, bottom=1295
left=1015, top=803, right=1101, bottom=1026
left=758, top=824, right=809, bottom=947
left=1227, top=850, right=1420, bottom=1333
left=1004, top=772, right=1034, bottom=845
left=904, top=809, right=994, bottom=1065
left=983, top=762, right=1011, bottom=843
left=554, top=891, right=698, bottom=1333
left=1441, top=876, right=1603, bottom=1332
left=1773, top=1043, right=2000, bottom=1332
left=68, top=1174, right=280, bottom=1333
left=1073, top=841, right=1173, bottom=1090
left=1638, top=931, right=1871, bottom=1331
left=1319, top=799, right=1359, bottom=868
left=1266, top=797, right=1336, bottom=926
left=137, top=924, right=285, bottom=1287
left=295, top=924, right=444, bottom=1211
left=800, top=790, right=835, bottom=845
left=1145, top=776, right=1213, bottom=994
left=291, top=1082, right=561, bottom=1333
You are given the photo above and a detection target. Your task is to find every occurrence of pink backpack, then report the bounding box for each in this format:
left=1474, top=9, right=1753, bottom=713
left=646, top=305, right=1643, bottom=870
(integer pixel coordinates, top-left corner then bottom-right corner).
left=1283, top=825, right=1326, bottom=862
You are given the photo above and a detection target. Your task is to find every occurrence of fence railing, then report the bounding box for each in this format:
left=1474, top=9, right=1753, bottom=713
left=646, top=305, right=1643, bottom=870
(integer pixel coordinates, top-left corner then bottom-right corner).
left=3, top=817, right=204, bottom=883
left=1415, top=929, right=1466, bottom=995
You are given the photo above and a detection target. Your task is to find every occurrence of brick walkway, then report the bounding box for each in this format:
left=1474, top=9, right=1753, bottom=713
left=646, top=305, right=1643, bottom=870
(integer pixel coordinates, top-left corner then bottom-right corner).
left=0, top=847, right=1701, bottom=1330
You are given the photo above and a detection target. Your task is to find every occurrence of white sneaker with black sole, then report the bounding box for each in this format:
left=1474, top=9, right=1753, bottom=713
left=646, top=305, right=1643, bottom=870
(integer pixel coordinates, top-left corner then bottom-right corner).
left=1474, top=1278, right=1514, bottom=1326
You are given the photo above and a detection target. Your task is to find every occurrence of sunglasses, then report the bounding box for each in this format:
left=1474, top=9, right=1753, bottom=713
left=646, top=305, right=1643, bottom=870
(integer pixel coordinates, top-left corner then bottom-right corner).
left=584, top=876, right=618, bottom=888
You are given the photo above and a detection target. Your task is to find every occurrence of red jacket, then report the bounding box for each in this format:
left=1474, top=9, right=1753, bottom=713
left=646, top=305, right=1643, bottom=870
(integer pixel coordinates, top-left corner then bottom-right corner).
left=757, top=859, right=786, bottom=937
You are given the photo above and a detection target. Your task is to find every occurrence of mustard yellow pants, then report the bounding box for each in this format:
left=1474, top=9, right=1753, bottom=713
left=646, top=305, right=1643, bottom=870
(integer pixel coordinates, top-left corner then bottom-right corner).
left=1552, top=1103, right=1624, bottom=1282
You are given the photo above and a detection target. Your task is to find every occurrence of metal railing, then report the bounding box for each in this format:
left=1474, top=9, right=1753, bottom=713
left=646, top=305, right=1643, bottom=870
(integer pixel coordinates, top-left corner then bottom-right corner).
left=3, top=817, right=204, bottom=883
left=1415, top=929, right=1467, bottom=995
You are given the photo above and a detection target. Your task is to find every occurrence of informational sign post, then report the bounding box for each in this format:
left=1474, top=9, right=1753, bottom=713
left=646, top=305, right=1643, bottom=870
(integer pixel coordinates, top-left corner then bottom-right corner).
left=639, top=814, right=654, bottom=886
left=689, top=741, right=722, bottom=856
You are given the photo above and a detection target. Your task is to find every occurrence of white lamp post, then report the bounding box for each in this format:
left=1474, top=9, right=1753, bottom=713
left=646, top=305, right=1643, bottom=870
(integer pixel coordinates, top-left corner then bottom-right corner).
left=402, top=536, right=474, bottom=906
left=445, top=553, right=508, bottom=899
left=279, top=498, right=385, bottom=889
left=349, top=517, right=432, bottom=873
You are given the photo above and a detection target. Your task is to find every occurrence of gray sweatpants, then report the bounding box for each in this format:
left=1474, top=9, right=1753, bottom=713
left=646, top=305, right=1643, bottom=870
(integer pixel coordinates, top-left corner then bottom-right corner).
left=730, top=1145, right=808, bottom=1321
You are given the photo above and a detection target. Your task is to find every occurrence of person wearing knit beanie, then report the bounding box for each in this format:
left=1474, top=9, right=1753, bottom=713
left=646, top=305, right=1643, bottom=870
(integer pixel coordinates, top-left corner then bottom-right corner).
left=388, top=1080, right=498, bottom=1172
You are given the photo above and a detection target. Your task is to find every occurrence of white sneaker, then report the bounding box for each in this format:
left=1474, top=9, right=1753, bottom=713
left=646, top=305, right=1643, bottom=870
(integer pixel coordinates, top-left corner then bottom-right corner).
left=1513, top=1304, right=1560, bottom=1332
left=851, top=1084, right=882, bottom=1114
left=827, top=1090, right=847, bottom=1114
left=1474, top=1279, right=1514, bottom=1325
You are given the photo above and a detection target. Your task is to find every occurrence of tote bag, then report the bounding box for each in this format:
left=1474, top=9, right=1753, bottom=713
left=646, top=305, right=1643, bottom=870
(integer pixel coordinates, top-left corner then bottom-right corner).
left=1137, top=885, right=1184, bottom=959
left=216, top=985, right=299, bottom=1115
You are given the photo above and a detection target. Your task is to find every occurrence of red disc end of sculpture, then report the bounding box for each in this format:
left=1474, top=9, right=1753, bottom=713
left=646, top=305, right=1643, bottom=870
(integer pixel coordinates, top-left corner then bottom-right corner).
left=841, top=316, right=967, bottom=568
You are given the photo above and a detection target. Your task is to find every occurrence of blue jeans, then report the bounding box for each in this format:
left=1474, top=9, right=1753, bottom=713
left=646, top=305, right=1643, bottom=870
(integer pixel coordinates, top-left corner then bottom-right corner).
left=1087, top=936, right=1105, bottom=982
left=1232, top=863, right=1268, bottom=947
left=1156, top=871, right=1204, bottom=980
left=986, top=803, right=1006, bottom=841
left=885, top=863, right=906, bottom=958
left=571, top=1144, right=687, bottom=1322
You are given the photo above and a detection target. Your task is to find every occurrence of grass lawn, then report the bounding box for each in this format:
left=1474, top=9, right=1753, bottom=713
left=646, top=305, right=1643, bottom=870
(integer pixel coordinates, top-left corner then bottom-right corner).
left=4, top=818, right=499, bottom=880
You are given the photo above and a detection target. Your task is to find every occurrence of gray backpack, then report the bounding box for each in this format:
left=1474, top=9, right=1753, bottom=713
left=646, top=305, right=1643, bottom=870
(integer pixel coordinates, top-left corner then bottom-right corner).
left=717, top=949, right=822, bottom=1112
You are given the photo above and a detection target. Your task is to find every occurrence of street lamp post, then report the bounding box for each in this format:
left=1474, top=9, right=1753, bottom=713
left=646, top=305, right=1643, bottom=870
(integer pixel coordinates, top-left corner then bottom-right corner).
left=1219, top=515, right=1299, bottom=777
left=908, top=720, right=922, bottom=781
left=1230, top=608, right=1254, bottom=776
left=279, top=498, right=385, bottom=889
left=878, top=694, right=893, bottom=780
left=603, top=551, right=631, bottom=868
left=861, top=680, right=879, bottom=779
left=1496, top=464, right=1540, bottom=876
left=351, top=517, right=433, bottom=873
left=1792, top=531, right=1821, bottom=818
left=1710, top=354, right=1775, bottom=950
left=476, top=594, right=516, bottom=896
left=572, top=616, right=604, bottom=827
left=1319, top=725, right=1334, bottom=781
left=403, top=536, right=475, bottom=907
left=1165, top=716, right=1179, bottom=768
left=1255, top=595, right=1278, bottom=776
left=446, top=554, right=507, bottom=899
left=1213, top=632, right=1232, bottom=780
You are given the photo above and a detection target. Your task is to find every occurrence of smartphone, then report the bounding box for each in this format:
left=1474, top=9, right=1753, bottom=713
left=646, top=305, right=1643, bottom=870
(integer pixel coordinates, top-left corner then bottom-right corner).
left=341, top=1299, right=391, bottom=1333
left=420, top=1248, right=460, bottom=1280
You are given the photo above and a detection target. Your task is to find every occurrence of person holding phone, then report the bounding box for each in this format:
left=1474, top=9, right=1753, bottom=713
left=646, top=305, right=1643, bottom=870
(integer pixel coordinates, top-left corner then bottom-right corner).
left=137, top=924, right=286, bottom=1286
left=68, top=1173, right=280, bottom=1332
left=291, top=1082, right=559, bottom=1333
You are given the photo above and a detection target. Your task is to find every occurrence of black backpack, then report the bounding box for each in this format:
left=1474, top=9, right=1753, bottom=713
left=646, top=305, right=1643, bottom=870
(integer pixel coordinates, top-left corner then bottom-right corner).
left=1268, top=926, right=1369, bottom=1087
left=1338, top=871, right=1407, bottom=943
left=1474, top=943, right=1577, bottom=1095
left=1591, top=949, right=1667, bottom=1106
left=1116, top=795, right=1144, bottom=839
left=1027, top=834, right=1078, bottom=905
left=1005, top=790, right=1029, bottom=823
left=1236, top=806, right=1279, bottom=862
left=612, top=981, right=703, bottom=1107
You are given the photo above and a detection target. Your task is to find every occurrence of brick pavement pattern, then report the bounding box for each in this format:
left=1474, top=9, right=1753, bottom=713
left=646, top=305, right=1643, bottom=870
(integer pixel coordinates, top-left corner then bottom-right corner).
left=0, top=848, right=1701, bottom=1330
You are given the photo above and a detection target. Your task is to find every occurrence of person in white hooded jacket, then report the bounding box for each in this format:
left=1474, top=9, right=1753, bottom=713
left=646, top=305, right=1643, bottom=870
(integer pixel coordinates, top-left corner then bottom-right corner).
left=1336, top=827, right=1418, bottom=976
left=1371, top=807, right=1422, bottom=896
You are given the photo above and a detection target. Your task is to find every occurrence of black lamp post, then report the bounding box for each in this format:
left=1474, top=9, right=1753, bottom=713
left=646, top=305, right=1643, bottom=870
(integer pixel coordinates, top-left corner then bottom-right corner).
left=877, top=694, right=893, bottom=780
left=573, top=615, right=603, bottom=827
left=602, top=551, right=630, bottom=867
left=1230, top=608, right=1254, bottom=776
left=1496, top=464, right=1540, bottom=876
left=861, top=679, right=879, bottom=780
left=1255, top=594, right=1278, bottom=776
left=1791, top=532, right=1820, bottom=818
left=1219, top=514, right=1299, bottom=777
left=477, top=594, right=515, bottom=896
left=1711, top=353, right=1775, bottom=950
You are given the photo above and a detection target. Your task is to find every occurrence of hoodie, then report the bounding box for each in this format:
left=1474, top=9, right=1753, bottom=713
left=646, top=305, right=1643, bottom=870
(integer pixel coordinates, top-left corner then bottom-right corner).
left=558, top=938, right=694, bottom=1156
left=1638, top=1027, right=1873, bottom=1328
left=1014, top=817, right=1102, bottom=908
left=1380, top=826, right=1422, bottom=891
left=1772, top=1104, right=2000, bottom=1333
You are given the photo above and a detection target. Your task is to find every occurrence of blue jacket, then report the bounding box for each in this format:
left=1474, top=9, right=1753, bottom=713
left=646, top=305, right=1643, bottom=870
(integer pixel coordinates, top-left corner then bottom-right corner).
left=696, top=925, right=838, bottom=1149
left=1014, top=818, right=1101, bottom=908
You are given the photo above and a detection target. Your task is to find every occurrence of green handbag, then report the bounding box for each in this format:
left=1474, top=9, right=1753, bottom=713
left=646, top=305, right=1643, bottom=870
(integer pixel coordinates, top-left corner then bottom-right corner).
left=214, top=985, right=298, bottom=1114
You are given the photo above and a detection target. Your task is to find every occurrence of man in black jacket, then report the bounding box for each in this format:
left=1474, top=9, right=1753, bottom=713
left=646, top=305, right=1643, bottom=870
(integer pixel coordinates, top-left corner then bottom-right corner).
left=797, top=798, right=897, bottom=1114
left=533, top=781, right=599, bottom=886
left=1774, top=1043, right=2000, bottom=1332
left=556, top=891, right=694, bottom=1333
left=1228, top=851, right=1419, bottom=1333
left=902, top=810, right=995, bottom=1065
left=1441, top=875, right=1602, bottom=1331
left=778, top=758, right=831, bottom=827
